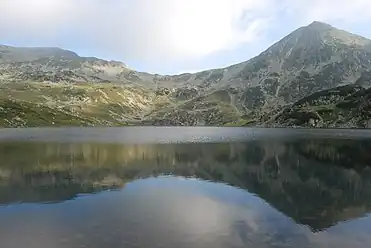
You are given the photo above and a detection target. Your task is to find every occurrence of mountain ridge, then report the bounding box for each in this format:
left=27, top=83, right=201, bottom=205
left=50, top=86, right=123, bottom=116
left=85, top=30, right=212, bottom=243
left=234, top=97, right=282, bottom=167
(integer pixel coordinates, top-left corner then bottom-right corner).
left=2, top=21, right=370, bottom=76
left=1, top=21, right=371, bottom=127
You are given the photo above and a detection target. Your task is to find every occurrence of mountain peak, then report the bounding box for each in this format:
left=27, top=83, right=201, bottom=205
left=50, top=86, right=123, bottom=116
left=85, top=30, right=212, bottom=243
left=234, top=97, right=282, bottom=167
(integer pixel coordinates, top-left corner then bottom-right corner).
left=302, top=21, right=370, bottom=46
left=254, top=20, right=371, bottom=78
left=265, top=20, right=371, bottom=58
left=307, top=21, right=333, bottom=29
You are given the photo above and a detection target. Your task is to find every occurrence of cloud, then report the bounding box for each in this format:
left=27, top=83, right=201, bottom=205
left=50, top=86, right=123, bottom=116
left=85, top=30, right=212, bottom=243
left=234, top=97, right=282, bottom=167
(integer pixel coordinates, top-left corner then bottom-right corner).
left=0, top=0, right=371, bottom=71
left=0, top=0, right=270, bottom=62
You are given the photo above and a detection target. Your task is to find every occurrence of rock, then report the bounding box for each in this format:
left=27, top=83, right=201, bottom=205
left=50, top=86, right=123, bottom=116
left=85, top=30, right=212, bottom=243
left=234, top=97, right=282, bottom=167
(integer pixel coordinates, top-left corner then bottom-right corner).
left=1, top=21, right=371, bottom=127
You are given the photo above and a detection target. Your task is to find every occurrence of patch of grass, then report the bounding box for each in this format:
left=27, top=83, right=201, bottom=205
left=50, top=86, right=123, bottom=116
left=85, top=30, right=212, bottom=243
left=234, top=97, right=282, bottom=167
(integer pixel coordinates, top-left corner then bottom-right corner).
left=223, top=119, right=255, bottom=127
left=0, top=99, right=94, bottom=127
left=204, top=90, right=231, bottom=103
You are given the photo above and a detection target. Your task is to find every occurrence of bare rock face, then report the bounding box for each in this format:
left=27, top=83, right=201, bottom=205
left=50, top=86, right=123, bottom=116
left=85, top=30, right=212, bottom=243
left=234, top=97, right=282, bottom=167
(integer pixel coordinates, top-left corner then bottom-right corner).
left=1, top=21, right=371, bottom=127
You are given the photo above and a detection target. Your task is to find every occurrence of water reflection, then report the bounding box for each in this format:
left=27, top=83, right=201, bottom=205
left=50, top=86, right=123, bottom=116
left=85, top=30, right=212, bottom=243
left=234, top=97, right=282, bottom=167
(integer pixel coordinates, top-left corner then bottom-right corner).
left=1, top=138, right=371, bottom=247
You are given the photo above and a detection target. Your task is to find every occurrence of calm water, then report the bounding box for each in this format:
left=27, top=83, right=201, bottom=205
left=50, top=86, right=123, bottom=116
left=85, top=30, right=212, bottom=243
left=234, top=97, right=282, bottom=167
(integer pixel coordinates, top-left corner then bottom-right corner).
left=1, top=128, right=371, bottom=248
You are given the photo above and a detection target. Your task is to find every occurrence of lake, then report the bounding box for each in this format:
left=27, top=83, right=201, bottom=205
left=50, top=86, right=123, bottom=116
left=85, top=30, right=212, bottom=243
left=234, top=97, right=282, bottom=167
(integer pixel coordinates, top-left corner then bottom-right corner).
left=1, top=127, right=371, bottom=248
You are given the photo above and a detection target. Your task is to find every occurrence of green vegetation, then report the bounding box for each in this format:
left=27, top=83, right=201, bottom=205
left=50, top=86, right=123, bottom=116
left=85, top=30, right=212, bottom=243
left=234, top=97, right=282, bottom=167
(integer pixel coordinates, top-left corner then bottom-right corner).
left=223, top=118, right=256, bottom=127
left=0, top=99, right=93, bottom=127
left=271, top=85, right=371, bottom=128
left=0, top=81, right=153, bottom=127
left=1, top=21, right=371, bottom=127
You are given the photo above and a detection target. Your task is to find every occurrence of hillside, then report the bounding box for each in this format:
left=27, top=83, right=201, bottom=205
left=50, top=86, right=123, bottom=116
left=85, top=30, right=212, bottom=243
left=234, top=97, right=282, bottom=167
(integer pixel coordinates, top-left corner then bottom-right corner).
left=267, top=83, right=371, bottom=128
left=1, top=21, right=371, bottom=127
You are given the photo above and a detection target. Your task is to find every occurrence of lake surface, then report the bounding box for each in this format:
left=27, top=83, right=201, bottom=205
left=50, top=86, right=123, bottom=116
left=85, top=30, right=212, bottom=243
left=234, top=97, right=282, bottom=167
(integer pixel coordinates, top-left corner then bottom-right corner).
left=1, top=127, right=371, bottom=248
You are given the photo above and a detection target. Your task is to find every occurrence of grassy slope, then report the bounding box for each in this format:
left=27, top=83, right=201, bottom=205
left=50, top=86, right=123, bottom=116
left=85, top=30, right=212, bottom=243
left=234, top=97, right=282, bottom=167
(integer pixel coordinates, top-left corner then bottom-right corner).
left=148, top=89, right=243, bottom=126
left=0, top=99, right=94, bottom=127
left=0, top=81, right=154, bottom=127
left=2, top=80, right=368, bottom=128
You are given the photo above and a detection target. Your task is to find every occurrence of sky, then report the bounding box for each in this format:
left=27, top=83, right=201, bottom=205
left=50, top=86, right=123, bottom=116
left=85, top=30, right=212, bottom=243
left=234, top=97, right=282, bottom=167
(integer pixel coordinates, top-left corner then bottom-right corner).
left=0, top=0, right=371, bottom=75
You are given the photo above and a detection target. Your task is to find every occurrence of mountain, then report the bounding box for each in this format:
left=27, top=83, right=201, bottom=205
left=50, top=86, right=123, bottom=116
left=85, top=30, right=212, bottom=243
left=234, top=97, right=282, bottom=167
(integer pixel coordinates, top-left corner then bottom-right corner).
left=1, top=21, right=371, bottom=127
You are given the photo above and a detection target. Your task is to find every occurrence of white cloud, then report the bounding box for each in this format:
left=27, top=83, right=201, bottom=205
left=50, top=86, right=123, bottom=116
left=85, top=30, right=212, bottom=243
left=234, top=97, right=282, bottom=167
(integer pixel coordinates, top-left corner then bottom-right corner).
left=0, top=0, right=371, bottom=71
left=0, top=0, right=271, bottom=63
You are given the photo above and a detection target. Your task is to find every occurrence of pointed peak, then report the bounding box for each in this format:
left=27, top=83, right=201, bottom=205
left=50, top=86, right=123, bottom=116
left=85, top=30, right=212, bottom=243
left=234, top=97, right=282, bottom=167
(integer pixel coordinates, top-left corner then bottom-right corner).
left=308, top=21, right=331, bottom=26
left=306, top=21, right=333, bottom=30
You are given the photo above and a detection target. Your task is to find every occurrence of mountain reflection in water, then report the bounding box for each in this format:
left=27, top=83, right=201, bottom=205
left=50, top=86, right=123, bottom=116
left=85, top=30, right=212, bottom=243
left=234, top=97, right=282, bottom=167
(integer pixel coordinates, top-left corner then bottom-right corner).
left=1, top=137, right=371, bottom=248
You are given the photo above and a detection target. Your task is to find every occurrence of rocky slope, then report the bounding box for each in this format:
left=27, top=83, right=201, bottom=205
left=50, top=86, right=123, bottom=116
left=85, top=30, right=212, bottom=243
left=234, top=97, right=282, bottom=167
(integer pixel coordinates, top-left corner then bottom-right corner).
left=1, top=21, right=371, bottom=127
left=267, top=83, right=371, bottom=128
